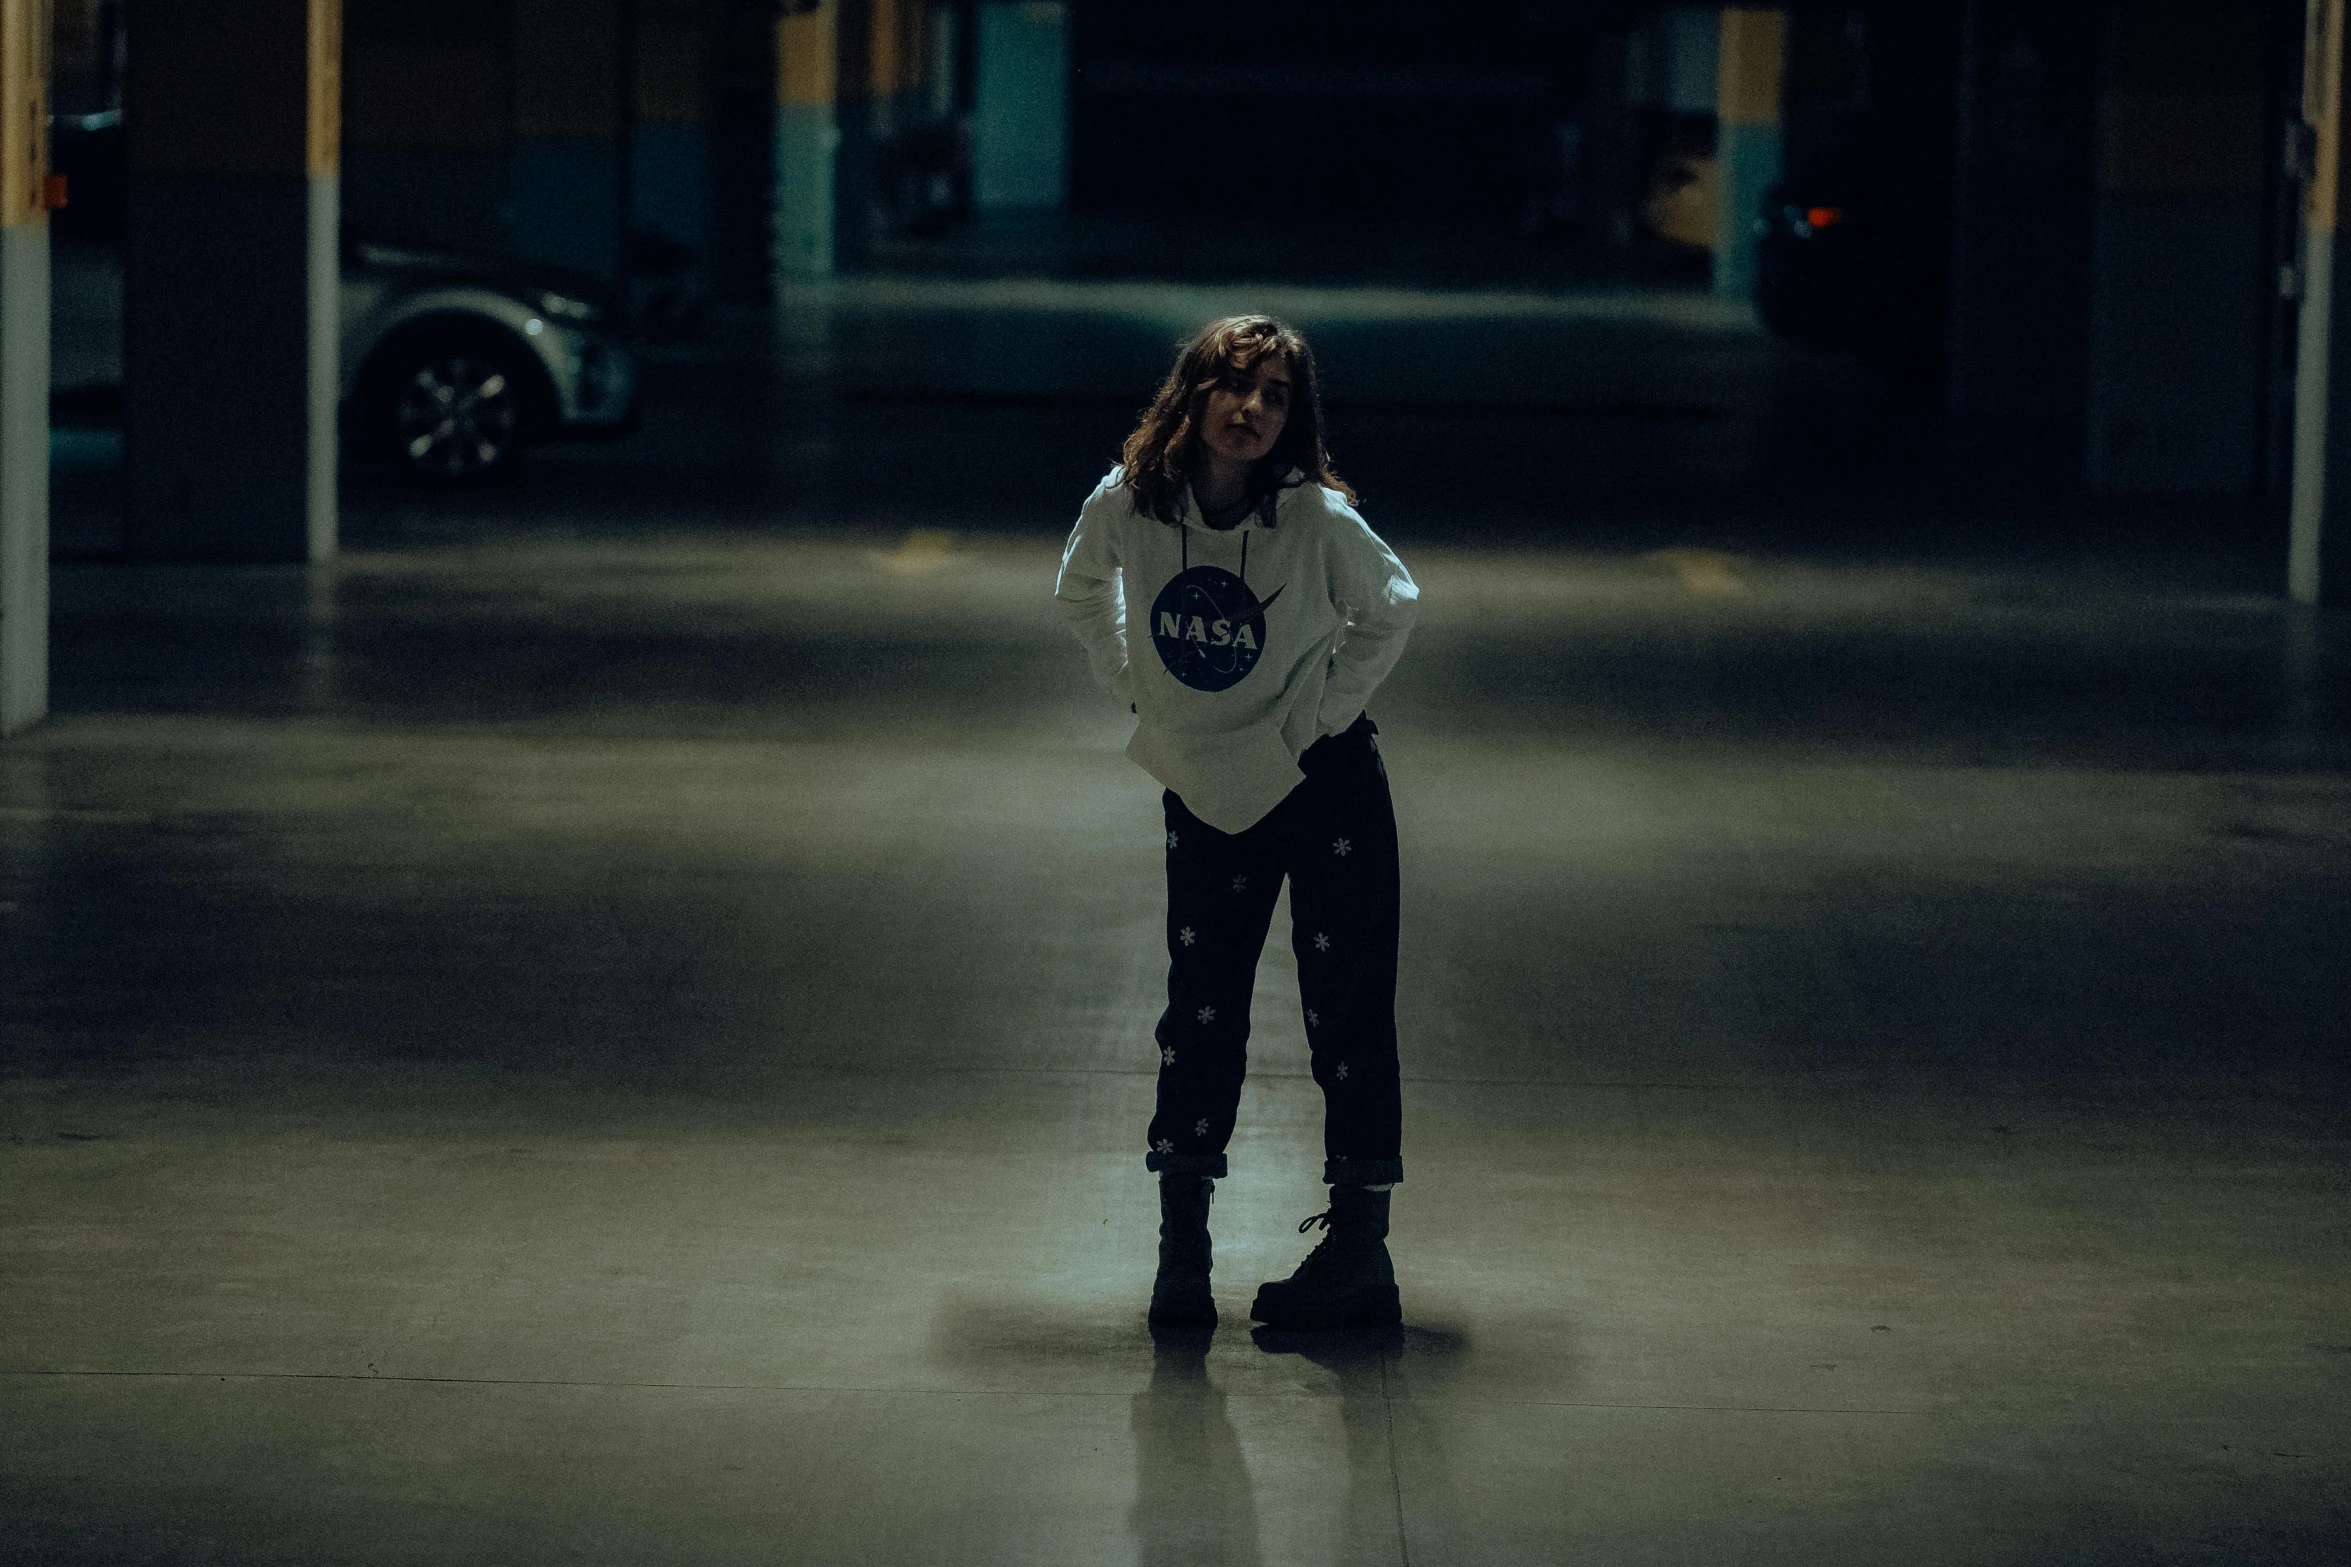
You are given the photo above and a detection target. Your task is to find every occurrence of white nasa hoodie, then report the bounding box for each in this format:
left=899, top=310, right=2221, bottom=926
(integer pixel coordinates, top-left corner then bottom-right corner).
left=1054, top=466, right=1420, bottom=833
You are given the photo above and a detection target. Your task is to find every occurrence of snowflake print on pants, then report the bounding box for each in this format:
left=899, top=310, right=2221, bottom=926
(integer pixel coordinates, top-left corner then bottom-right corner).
left=1145, top=728, right=1402, bottom=1184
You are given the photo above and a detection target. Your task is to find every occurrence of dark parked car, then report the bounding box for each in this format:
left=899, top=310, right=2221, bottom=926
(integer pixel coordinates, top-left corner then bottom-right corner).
left=1754, top=176, right=1952, bottom=390
left=1754, top=188, right=1867, bottom=351
left=1748, top=12, right=1961, bottom=392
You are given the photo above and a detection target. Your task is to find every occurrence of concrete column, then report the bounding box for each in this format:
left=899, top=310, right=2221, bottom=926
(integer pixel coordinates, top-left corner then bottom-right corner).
left=853, top=0, right=927, bottom=237
left=924, top=0, right=961, bottom=123
left=0, top=0, right=50, bottom=735
left=774, top=0, right=837, bottom=281
left=512, top=0, right=624, bottom=279
left=1711, top=8, right=1784, bottom=300
left=972, top=0, right=1067, bottom=212
left=2293, top=0, right=2351, bottom=604
left=708, top=0, right=778, bottom=303
left=125, top=0, right=338, bottom=565
left=881, top=0, right=924, bottom=124
left=831, top=0, right=875, bottom=266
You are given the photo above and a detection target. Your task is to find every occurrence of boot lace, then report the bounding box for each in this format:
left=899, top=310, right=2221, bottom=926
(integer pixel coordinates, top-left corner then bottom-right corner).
left=1291, top=1209, right=1341, bottom=1274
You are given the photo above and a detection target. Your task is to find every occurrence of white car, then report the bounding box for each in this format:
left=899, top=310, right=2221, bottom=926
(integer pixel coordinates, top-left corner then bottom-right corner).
left=335, top=230, right=640, bottom=479
left=51, top=112, right=640, bottom=483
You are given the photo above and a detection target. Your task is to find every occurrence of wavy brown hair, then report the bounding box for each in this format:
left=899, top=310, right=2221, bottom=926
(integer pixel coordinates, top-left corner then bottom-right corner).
left=1119, top=315, right=1355, bottom=527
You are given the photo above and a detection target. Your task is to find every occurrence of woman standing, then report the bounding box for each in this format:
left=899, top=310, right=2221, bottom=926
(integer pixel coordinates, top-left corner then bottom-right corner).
left=1055, top=316, right=1420, bottom=1330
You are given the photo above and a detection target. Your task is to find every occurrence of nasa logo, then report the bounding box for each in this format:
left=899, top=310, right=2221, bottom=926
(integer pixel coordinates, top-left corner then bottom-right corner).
left=1150, top=565, right=1283, bottom=692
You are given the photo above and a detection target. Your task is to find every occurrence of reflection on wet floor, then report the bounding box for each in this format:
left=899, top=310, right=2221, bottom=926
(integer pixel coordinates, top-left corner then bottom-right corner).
left=1133, top=1329, right=1264, bottom=1567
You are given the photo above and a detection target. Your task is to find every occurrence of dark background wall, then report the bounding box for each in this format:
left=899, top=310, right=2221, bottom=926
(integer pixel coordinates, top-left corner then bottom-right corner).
left=1070, top=0, right=1580, bottom=225
left=342, top=0, right=515, bottom=256
left=1775, top=5, right=1964, bottom=387
left=40, top=0, right=2327, bottom=506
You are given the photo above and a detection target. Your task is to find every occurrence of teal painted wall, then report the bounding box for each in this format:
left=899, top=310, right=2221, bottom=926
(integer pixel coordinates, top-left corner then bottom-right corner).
left=124, top=173, right=338, bottom=564
left=633, top=125, right=708, bottom=251
left=0, top=222, right=48, bottom=733
left=1712, top=120, right=1780, bottom=300
left=973, top=1, right=1068, bottom=212
left=775, top=103, right=838, bottom=279
left=511, top=137, right=623, bottom=278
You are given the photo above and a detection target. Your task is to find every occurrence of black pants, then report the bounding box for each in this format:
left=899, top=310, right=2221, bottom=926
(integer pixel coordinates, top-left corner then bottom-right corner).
left=1144, top=714, right=1403, bottom=1187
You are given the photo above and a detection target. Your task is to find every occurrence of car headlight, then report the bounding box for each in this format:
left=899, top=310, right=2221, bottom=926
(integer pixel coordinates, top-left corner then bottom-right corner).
left=535, top=290, right=604, bottom=326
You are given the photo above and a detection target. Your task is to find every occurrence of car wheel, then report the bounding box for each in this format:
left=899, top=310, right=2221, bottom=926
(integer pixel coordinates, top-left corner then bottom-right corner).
left=380, top=336, right=529, bottom=483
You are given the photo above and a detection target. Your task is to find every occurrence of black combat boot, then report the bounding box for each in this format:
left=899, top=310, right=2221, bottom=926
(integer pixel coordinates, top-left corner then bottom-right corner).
left=1148, top=1174, right=1217, bottom=1328
left=1248, top=1184, right=1400, bottom=1329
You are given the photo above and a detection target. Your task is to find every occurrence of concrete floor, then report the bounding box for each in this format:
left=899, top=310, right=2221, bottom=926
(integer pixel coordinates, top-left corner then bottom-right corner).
left=8, top=282, right=2351, bottom=1564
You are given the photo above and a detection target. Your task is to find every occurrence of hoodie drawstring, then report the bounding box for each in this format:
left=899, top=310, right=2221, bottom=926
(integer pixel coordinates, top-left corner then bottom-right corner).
left=1180, top=525, right=1246, bottom=587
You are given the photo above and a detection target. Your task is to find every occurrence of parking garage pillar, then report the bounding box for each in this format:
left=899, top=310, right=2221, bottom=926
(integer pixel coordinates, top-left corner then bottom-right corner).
left=2293, top=0, right=2351, bottom=605
left=972, top=0, right=1069, bottom=212
left=125, top=0, right=339, bottom=564
left=832, top=0, right=875, bottom=268
left=709, top=0, right=782, bottom=303
left=775, top=0, right=836, bottom=280
left=0, top=0, right=49, bottom=734
left=1712, top=8, right=1784, bottom=301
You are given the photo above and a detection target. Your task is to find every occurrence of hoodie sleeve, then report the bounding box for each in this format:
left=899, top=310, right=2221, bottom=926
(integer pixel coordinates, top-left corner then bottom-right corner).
left=1053, top=475, right=1134, bottom=700
left=1314, top=493, right=1420, bottom=734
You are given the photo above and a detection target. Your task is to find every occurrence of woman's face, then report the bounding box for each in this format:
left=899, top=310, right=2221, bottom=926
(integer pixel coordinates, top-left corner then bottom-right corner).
left=1197, top=354, right=1292, bottom=469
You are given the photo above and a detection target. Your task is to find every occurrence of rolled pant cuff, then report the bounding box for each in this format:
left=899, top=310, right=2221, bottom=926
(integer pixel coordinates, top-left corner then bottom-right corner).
left=1324, top=1157, right=1403, bottom=1186
left=1147, top=1151, right=1229, bottom=1179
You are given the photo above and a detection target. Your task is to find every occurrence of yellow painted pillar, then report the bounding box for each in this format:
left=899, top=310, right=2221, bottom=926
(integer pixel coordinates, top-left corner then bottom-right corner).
left=848, top=0, right=920, bottom=241
left=1712, top=7, right=1785, bottom=300
left=870, top=0, right=901, bottom=112
left=776, top=0, right=837, bottom=280
left=832, top=0, right=876, bottom=265
left=894, top=0, right=926, bottom=107
left=2293, top=0, right=2350, bottom=603
left=125, top=0, right=340, bottom=564
left=0, top=0, right=49, bottom=733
